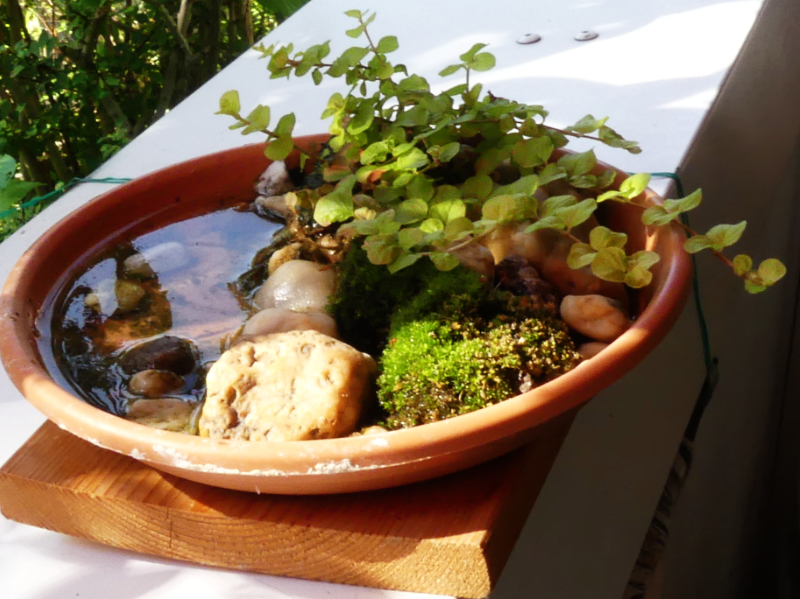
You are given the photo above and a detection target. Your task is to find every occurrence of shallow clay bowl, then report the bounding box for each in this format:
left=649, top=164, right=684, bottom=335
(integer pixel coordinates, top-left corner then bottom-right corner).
left=0, top=136, right=692, bottom=494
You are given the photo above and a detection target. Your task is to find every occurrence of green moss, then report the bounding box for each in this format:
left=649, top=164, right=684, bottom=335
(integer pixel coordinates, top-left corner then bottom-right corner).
left=377, top=288, right=581, bottom=430
left=328, top=244, right=482, bottom=356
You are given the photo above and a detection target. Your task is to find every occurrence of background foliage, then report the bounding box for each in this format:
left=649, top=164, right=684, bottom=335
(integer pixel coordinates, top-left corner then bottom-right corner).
left=0, top=0, right=310, bottom=240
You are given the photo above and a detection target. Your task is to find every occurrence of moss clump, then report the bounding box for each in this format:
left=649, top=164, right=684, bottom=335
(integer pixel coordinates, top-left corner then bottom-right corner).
left=377, top=286, right=581, bottom=430
left=328, top=244, right=481, bottom=356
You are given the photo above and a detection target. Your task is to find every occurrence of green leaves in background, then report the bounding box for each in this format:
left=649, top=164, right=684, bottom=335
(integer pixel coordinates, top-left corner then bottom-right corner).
left=0, top=155, right=41, bottom=212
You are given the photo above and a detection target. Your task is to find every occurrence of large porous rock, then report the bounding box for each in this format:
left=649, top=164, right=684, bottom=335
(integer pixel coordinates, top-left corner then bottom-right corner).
left=242, top=308, right=338, bottom=338
left=253, top=259, right=337, bottom=313
left=560, top=294, right=631, bottom=342
left=119, top=336, right=198, bottom=376
left=198, top=330, right=375, bottom=441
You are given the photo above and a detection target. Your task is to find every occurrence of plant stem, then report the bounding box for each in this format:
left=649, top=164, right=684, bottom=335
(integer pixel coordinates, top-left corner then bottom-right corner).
left=625, top=200, right=736, bottom=270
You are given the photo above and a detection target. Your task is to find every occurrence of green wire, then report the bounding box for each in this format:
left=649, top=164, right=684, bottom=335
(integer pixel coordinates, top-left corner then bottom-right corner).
left=648, top=172, right=718, bottom=441
left=0, top=176, right=132, bottom=220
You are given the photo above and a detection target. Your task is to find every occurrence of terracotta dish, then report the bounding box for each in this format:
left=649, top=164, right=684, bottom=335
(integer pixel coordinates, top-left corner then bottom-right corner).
left=0, top=136, right=692, bottom=494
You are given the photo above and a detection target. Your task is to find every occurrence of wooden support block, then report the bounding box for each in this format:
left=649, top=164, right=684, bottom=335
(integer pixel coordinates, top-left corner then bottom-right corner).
left=0, top=415, right=573, bottom=598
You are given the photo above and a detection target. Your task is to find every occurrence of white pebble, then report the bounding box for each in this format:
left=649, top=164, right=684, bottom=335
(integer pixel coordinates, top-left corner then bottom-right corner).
left=560, top=294, right=630, bottom=342
left=253, top=260, right=337, bottom=313
left=255, top=161, right=294, bottom=197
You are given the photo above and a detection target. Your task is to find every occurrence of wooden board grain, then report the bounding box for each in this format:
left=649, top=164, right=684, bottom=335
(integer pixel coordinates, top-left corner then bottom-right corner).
left=0, top=414, right=574, bottom=598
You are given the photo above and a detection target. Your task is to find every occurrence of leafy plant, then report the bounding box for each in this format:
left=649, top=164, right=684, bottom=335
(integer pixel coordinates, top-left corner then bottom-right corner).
left=218, top=9, right=786, bottom=294
left=0, top=0, right=310, bottom=195
left=0, top=154, right=43, bottom=242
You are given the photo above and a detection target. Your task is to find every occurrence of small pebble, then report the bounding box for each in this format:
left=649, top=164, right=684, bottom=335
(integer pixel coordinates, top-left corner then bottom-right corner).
left=253, top=260, right=337, bottom=313
left=119, top=336, right=198, bottom=376
left=560, top=294, right=630, bottom=342
left=115, top=280, right=146, bottom=313
left=129, top=369, right=185, bottom=398
left=577, top=341, right=610, bottom=359
left=517, top=33, right=542, bottom=45
left=255, top=161, right=295, bottom=197
left=255, top=194, right=292, bottom=219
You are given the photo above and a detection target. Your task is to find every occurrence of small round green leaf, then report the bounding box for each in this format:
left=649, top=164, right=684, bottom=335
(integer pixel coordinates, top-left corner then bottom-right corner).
left=591, top=247, right=627, bottom=282
left=757, top=258, right=787, bottom=285
left=217, top=90, right=240, bottom=115
left=439, top=64, right=462, bottom=77
left=444, top=217, right=474, bottom=239
left=732, top=254, right=753, bottom=277
left=683, top=235, right=714, bottom=254
left=388, top=252, right=423, bottom=273
left=264, top=135, right=294, bottom=161
left=624, top=266, right=653, bottom=288
left=395, top=198, right=429, bottom=224
left=567, top=243, right=596, bottom=269
left=397, top=228, right=425, bottom=250
left=376, top=36, right=399, bottom=54
left=420, top=218, right=444, bottom=233
left=469, top=52, right=496, bottom=72
left=430, top=252, right=460, bottom=271
left=590, top=226, right=628, bottom=251
left=619, top=173, right=650, bottom=198
left=461, top=175, right=494, bottom=200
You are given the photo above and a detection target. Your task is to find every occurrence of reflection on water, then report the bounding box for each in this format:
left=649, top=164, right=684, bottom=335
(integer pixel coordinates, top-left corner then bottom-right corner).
left=48, top=208, right=282, bottom=415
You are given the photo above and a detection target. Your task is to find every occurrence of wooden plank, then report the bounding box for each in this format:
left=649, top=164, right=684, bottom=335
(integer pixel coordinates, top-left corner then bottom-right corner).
left=0, top=415, right=573, bottom=598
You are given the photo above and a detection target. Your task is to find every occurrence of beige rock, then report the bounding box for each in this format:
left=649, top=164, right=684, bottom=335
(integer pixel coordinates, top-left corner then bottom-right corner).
left=577, top=341, right=610, bottom=359
left=253, top=259, right=337, bottom=313
left=560, top=295, right=631, bottom=342
left=198, top=330, right=376, bottom=441
left=242, top=308, right=338, bottom=339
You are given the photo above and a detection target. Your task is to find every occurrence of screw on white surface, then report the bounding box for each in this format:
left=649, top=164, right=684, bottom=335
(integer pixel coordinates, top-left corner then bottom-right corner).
left=574, top=30, right=599, bottom=41
left=517, top=33, right=542, bottom=45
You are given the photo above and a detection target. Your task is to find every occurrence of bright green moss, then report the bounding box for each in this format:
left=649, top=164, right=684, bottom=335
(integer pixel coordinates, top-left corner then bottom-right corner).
left=330, top=246, right=581, bottom=429
left=377, top=288, right=581, bottom=430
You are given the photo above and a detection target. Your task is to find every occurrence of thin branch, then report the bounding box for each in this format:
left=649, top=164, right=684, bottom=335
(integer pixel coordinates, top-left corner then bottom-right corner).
left=144, top=0, right=194, bottom=57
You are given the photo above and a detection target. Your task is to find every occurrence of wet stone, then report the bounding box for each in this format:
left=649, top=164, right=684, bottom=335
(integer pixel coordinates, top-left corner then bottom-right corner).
left=129, top=369, right=185, bottom=398
left=118, top=336, right=198, bottom=376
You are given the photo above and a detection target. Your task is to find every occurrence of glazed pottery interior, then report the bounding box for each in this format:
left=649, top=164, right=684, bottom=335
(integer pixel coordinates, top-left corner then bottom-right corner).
left=0, top=137, right=692, bottom=494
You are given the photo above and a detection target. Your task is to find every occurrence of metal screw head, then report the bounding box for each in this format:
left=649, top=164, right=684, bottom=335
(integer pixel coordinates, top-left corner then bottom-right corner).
left=517, top=33, right=542, bottom=45
left=574, top=30, right=599, bottom=41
